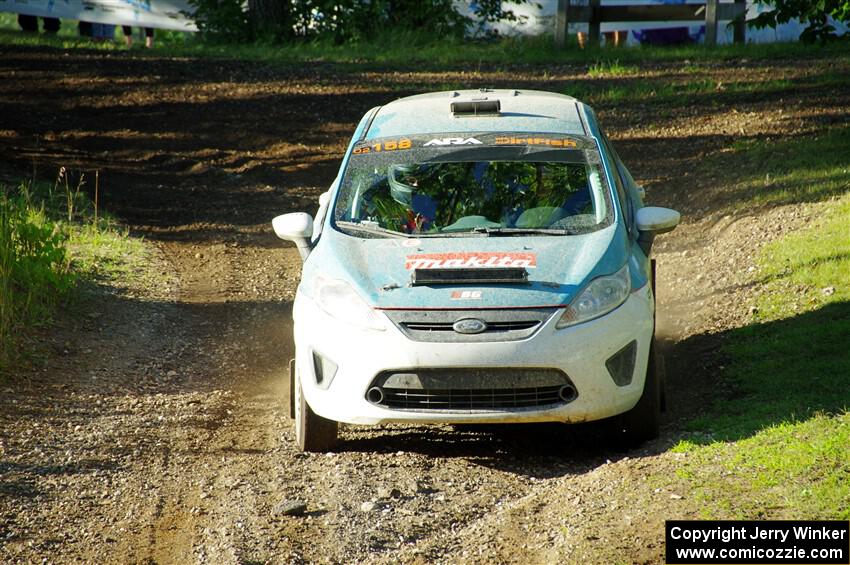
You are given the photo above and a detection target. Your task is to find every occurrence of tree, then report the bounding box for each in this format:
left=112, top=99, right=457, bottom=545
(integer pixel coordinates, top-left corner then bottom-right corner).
left=187, top=0, right=249, bottom=42
left=247, top=0, right=295, bottom=41
left=748, top=0, right=850, bottom=42
left=188, top=0, right=531, bottom=44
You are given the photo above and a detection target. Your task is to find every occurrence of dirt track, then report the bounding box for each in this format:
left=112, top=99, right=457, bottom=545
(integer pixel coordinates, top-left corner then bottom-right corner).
left=1, top=45, right=848, bottom=564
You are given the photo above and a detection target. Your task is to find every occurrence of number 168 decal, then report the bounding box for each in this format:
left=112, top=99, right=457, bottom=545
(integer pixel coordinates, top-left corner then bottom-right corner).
left=353, top=139, right=412, bottom=155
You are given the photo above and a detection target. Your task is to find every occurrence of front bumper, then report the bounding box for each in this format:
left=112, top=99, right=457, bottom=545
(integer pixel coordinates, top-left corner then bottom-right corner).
left=292, top=286, right=654, bottom=425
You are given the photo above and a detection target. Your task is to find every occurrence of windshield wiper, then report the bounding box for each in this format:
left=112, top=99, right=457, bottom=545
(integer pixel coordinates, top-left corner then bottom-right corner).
left=471, top=227, right=574, bottom=236
left=336, top=222, right=572, bottom=238
left=335, top=221, right=406, bottom=238
left=338, top=221, right=492, bottom=238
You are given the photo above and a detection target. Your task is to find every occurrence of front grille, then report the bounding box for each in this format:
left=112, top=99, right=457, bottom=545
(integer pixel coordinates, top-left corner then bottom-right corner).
left=367, top=368, right=577, bottom=411
left=381, top=386, right=565, bottom=410
left=384, top=308, right=556, bottom=342
left=402, top=320, right=539, bottom=332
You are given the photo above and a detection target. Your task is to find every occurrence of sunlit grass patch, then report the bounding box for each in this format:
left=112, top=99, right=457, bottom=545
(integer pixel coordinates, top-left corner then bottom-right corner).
left=68, top=220, right=149, bottom=283
left=0, top=187, right=73, bottom=369
left=724, top=128, right=850, bottom=208
left=756, top=197, right=850, bottom=318
left=587, top=59, right=639, bottom=77
left=576, top=75, right=815, bottom=106
left=673, top=413, right=850, bottom=520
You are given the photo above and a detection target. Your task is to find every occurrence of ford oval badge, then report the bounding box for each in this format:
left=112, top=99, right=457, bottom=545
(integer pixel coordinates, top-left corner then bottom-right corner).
left=453, top=318, right=488, bottom=334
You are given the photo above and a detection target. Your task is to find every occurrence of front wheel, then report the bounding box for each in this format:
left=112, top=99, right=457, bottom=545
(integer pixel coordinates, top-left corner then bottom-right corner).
left=612, top=339, right=661, bottom=446
left=294, top=371, right=338, bottom=452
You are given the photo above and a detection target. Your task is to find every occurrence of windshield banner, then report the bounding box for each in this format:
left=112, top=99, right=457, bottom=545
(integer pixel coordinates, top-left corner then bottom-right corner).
left=351, top=133, right=592, bottom=157
left=0, top=0, right=197, bottom=32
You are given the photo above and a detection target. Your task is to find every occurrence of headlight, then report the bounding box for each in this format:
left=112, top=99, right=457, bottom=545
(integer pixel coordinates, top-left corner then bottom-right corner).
left=556, top=263, right=630, bottom=329
left=314, top=276, right=386, bottom=331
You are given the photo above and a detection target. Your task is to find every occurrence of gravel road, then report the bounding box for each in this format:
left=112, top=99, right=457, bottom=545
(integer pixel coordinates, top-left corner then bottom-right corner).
left=1, top=45, right=847, bottom=564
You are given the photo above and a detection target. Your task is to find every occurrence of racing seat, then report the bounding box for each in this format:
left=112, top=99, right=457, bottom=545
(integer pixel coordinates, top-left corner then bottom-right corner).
left=515, top=206, right=568, bottom=228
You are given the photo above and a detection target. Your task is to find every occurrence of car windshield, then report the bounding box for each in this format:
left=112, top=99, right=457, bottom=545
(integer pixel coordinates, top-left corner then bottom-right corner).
left=333, top=133, right=613, bottom=238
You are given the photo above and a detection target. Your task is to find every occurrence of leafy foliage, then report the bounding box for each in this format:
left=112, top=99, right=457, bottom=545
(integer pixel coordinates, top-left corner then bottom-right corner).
left=749, top=0, right=850, bottom=42
left=0, top=174, right=148, bottom=373
left=467, top=0, right=534, bottom=38
left=187, top=0, right=250, bottom=42
left=187, top=0, right=531, bottom=44
left=0, top=184, right=73, bottom=370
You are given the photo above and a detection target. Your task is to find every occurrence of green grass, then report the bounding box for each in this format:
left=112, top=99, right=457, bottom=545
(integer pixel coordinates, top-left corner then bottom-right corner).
left=587, top=59, right=639, bottom=77
left=0, top=174, right=149, bottom=373
left=568, top=72, right=844, bottom=106
left=756, top=197, right=850, bottom=317
left=0, top=184, right=73, bottom=370
left=683, top=196, right=850, bottom=440
left=667, top=191, right=850, bottom=519
left=2, top=13, right=850, bottom=69
left=674, top=413, right=850, bottom=520
left=721, top=128, right=850, bottom=209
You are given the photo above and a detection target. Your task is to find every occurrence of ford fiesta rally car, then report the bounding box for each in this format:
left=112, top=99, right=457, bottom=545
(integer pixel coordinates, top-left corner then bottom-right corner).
left=272, top=89, right=680, bottom=452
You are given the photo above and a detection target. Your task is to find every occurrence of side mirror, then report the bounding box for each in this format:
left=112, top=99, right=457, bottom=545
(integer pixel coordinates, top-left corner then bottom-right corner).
left=272, top=212, right=314, bottom=261
left=635, top=206, right=680, bottom=255
left=636, top=185, right=646, bottom=200
left=636, top=206, right=679, bottom=234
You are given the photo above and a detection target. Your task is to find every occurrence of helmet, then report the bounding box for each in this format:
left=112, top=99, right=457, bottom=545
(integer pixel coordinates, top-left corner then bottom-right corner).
left=388, top=164, right=418, bottom=207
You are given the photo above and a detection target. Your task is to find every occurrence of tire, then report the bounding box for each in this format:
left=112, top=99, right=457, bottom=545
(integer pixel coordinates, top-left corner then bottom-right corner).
left=613, top=338, right=661, bottom=446
left=294, top=370, right=338, bottom=452
left=657, top=350, right=667, bottom=413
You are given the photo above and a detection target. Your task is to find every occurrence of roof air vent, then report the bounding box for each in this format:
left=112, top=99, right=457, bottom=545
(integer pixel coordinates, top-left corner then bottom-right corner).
left=451, top=99, right=501, bottom=116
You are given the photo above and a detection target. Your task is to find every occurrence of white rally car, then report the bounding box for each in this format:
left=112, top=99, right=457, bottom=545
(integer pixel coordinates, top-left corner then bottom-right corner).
left=273, top=89, right=679, bottom=451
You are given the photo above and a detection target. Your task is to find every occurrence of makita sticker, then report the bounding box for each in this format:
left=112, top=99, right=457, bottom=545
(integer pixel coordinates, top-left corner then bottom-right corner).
left=405, top=252, right=537, bottom=270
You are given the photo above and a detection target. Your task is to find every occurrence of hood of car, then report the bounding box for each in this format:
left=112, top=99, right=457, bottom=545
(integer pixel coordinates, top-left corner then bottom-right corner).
left=304, top=224, right=628, bottom=310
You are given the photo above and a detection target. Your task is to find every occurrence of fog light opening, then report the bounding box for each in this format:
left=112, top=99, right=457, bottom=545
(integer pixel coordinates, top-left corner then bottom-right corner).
left=605, top=340, right=638, bottom=386
left=559, top=384, right=578, bottom=403
left=311, top=351, right=338, bottom=390
left=366, top=387, right=384, bottom=404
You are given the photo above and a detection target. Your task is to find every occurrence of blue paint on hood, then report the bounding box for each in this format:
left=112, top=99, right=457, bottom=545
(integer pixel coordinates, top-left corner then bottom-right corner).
left=302, top=224, right=629, bottom=310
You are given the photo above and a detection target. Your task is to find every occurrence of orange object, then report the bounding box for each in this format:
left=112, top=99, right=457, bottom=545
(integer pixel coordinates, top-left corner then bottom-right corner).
left=577, top=30, right=626, bottom=48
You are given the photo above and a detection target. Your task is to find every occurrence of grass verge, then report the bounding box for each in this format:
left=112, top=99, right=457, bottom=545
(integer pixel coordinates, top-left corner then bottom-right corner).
left=669, top=193, right=850, bottom=519
left=702, top=127, right=850, bottom=210
left=0, top=173, right=148, bottom=373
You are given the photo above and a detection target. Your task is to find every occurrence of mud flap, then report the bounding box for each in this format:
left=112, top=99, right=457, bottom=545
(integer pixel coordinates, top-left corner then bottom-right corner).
left=289, top=358, right=296, bottom=419
left=651, top=258, right=657, bottom=323
left=650, top=257, right=667, bottom=412
left=657, top=349, right=667, bottom=412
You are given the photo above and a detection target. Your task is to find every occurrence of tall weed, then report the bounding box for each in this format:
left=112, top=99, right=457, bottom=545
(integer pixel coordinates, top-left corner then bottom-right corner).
left=0, top=184, right=74, bottom=371
left=0, top=194, right=13, bottom=368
